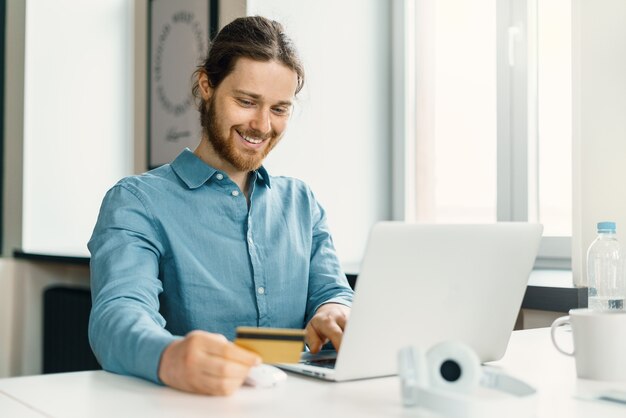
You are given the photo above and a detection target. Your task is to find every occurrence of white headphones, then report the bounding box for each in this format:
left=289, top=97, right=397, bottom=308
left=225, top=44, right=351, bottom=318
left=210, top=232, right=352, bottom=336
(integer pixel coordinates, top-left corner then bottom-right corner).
left=398, top=341, right=537, bottom=418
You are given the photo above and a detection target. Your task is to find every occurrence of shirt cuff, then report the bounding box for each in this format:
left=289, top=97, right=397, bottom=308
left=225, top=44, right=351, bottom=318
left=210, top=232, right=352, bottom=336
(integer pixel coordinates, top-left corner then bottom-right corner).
left=312, top=297, right=353, bottom=315
left=140, top=333, right=181, bottom=385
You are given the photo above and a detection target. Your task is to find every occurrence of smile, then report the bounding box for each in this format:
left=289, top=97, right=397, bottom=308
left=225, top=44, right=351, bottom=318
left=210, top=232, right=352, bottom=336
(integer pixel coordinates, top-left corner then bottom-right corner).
left=237, top=130, right=266, bottom=145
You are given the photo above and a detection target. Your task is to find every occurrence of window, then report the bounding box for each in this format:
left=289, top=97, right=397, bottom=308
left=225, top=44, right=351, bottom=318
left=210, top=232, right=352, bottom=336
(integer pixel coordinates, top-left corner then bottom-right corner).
left=534, top=0, right=572, bottom=237
left=413, top=0, right=497, bottom=224
left=396, top=0, right=572, bottom=268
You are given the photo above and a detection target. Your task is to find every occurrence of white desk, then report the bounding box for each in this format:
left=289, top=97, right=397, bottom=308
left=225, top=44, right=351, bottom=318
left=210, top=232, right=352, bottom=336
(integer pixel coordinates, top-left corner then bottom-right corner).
left=0, top=392, right=42, bottom=417
left=0, top=328, right=624, bottom=417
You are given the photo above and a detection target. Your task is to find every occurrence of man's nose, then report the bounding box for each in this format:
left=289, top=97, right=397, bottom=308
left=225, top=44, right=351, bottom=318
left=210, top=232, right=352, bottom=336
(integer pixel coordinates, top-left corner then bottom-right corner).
left=250, top=108, right=271, bottom=135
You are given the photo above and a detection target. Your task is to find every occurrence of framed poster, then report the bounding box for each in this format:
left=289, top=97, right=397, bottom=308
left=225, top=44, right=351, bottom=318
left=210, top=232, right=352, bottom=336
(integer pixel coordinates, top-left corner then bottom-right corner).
left=148, top=0, right=218, bottom=168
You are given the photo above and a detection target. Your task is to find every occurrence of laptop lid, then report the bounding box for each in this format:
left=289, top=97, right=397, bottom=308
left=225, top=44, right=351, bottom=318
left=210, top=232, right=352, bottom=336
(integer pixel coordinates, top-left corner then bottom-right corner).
left=281, top=222, right=543, bottom=381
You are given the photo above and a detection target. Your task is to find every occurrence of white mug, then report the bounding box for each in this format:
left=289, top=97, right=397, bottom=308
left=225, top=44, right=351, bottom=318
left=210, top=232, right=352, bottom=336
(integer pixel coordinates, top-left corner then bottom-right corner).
left=551, top=308, right=626, bottom=381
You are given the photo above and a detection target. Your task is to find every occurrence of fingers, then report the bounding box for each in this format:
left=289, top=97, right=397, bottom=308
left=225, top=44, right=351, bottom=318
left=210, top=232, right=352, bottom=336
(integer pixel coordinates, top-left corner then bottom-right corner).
left=321, top=321, right=345, bottom=351
left=193, top=374, right=247, bottom=396
left=305, top=323, right=327, bottom=354
left=196, top=332, right=261, bottom=366
left=158, top=330, right=261, bottom=396
left=306, top=304, right=351, bottom=353
left=308, top=317, right=343, bottom=352
left=334, top=311, right=348, bottom=329
left=199, top=349, right=254, bottom=379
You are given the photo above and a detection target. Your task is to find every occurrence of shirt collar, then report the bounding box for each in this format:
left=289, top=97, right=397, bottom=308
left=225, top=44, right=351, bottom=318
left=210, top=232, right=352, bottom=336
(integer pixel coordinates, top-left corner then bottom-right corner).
left=171, top=148, right=272, bottom=189
left=255, top=165, right=272, bottom=188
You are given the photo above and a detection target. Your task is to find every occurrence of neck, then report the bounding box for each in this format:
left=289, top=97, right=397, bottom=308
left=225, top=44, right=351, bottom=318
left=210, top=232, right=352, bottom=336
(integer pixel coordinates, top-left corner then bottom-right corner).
left=194, top=138, right=250, bottom=194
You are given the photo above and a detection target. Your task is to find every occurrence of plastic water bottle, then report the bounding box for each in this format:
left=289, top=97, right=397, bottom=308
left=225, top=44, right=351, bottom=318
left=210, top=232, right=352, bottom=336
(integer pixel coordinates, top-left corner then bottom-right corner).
left=587, top=221, right=625, bottom=310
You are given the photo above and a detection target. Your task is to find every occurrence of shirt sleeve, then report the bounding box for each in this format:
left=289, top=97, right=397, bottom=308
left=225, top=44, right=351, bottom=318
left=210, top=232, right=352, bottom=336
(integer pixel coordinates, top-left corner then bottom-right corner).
left=304, top=191, right=354, bottom=324
left=88, top=184, right=177, bottom=384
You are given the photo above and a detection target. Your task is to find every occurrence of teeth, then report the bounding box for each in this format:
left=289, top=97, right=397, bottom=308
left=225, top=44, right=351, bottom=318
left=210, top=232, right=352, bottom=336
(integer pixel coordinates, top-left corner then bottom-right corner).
left=243, top=135, right=263, bottom=144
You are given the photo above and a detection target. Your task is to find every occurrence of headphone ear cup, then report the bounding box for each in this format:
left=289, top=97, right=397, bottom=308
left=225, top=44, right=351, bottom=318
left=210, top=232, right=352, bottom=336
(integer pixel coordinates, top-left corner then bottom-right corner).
left=426, top=341, right=481, bottom=393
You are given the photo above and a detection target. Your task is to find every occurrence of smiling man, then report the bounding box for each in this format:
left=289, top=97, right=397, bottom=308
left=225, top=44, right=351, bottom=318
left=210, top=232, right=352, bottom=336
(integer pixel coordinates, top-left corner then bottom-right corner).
left=88, top=16, right=353, bottom=396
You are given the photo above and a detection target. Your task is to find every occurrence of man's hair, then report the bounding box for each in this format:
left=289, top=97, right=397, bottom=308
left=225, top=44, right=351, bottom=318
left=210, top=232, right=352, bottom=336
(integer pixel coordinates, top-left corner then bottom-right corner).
left=192, top=16, right=305, bottom=106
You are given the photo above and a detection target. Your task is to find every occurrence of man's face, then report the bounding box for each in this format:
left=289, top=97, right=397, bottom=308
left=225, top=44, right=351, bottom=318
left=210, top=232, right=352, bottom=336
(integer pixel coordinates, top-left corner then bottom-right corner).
left=200, top=57, right=299, bottom=172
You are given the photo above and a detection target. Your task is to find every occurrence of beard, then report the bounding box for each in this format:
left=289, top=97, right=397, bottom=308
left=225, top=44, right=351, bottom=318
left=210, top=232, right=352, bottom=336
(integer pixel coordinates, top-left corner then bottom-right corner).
left=200, top=96, right=281, bottom=172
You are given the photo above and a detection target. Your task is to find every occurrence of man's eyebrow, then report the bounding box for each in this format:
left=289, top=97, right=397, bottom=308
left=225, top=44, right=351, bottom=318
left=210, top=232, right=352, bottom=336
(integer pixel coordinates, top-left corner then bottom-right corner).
left=233, top=89, right=293, bottom=106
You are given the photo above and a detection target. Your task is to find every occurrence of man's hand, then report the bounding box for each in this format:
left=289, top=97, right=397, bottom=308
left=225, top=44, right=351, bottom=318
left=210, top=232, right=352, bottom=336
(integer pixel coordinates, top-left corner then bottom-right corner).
left=305, top=303, right=351, bottom=354
left=158, top=330, right=261, bottom=396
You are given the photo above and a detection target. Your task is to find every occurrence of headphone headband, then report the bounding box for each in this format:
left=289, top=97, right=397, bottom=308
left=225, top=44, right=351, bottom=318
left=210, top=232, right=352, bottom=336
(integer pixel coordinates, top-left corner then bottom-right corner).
left=399, top=343, right=537, bottom=418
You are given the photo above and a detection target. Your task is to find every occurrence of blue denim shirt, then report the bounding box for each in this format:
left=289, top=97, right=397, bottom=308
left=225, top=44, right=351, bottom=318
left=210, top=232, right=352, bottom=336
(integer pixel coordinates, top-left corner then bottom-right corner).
left=88, top=149, right=353, bottom=383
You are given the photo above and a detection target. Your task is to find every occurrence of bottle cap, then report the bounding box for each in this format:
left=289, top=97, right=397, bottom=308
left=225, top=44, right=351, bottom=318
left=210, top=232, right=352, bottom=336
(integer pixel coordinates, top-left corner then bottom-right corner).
left=597, top=221, right=616, bottom=232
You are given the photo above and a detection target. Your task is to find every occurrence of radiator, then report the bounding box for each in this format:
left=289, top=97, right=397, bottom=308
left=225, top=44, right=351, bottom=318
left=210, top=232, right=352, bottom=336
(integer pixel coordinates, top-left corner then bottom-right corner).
left=42, top=286, right=101, bottom=373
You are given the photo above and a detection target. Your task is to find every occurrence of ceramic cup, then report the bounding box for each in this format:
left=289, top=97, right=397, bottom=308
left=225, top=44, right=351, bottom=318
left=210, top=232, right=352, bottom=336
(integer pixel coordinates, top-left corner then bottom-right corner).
left=551, top=308, right=626, bottom=381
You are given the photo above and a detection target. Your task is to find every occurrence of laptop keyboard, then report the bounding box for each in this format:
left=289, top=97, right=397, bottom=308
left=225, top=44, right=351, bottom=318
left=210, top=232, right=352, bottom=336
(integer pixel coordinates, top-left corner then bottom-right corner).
left=302, top=358, right=337, bottom=369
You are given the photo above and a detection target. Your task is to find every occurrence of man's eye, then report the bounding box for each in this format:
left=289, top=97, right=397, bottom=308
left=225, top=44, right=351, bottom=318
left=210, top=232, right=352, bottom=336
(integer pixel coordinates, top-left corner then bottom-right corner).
left=272, top=107, right=289, bottom=115
left=238, top=99, right=255, bottom=107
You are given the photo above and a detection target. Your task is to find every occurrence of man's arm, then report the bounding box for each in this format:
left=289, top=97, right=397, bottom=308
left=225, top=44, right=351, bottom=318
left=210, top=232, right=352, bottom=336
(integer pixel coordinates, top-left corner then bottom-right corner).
left=89, top=185, right=174, bottom=382
left=304, top=193, right=354, bottom=352
left=89, top=184, right=260, bottom=395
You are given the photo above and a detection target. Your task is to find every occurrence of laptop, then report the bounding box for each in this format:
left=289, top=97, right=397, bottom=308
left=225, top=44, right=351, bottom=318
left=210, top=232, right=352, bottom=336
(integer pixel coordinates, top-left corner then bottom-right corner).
left=278, top=222, right=543, bottom=381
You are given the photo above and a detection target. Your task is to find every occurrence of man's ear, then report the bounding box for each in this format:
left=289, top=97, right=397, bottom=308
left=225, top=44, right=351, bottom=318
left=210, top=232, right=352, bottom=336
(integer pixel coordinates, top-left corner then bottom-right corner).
left=198, top=72, right=213, bottom=101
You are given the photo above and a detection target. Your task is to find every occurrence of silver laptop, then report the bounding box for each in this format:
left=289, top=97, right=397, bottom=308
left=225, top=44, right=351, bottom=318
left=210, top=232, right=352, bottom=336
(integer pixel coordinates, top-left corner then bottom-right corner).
left=278, top=222, right=543, bottom=381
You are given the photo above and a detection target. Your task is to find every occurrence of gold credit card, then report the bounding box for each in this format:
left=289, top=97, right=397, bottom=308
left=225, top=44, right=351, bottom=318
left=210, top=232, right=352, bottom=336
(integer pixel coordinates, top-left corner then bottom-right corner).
left=234, top=327, right=305, bottom=364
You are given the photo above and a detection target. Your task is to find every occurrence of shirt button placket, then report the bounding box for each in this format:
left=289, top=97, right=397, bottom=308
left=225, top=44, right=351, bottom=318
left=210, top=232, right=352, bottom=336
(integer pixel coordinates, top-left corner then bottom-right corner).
left=247, top=221, right=267, bottom=324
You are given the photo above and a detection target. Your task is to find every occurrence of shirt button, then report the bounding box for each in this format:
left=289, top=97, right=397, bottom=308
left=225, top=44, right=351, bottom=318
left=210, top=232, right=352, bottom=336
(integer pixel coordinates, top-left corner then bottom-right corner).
left=216, top=173, right=224, bottom=180
left=231, top=190, right=240, bottom=197
left=257, top=287, right=265, bottom=295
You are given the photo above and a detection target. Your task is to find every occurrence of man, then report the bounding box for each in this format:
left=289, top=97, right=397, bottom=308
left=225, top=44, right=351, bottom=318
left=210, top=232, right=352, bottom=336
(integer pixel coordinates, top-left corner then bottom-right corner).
left=88, top=16, right=353, bottom=396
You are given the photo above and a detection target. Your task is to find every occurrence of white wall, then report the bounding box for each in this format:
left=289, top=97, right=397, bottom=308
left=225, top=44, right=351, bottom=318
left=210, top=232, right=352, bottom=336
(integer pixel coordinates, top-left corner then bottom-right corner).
left=246, top=0, right=392, bottom=264
left=2, top=0, right=138, bottom=257
left=572, top=0, right=626, bottom=286
left=219, top=0, right=246, bottom=29
left=21, top=0, right=134, bottom=257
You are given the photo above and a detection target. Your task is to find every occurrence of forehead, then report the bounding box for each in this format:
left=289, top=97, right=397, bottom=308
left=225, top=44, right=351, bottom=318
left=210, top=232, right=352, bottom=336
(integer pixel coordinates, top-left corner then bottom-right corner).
left=218, top=57, right=299, bottom=102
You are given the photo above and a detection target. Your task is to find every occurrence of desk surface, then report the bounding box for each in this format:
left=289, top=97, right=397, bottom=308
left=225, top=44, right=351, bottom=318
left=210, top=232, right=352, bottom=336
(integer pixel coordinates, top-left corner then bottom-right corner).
left=1, top=328, right=625, bottom=417
left=0, top=392, right=42, bottom=417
